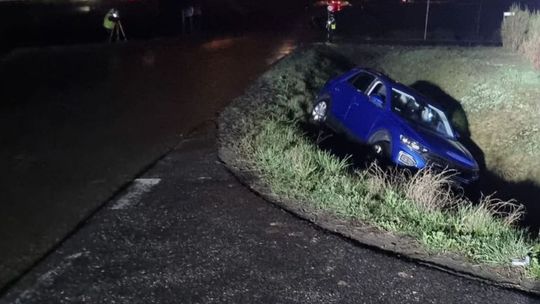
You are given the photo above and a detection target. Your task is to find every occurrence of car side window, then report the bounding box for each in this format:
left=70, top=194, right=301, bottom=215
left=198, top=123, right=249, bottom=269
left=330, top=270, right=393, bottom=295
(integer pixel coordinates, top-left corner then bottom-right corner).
left=350, top=72, right=375, bottom=92
left=369, top=82, right=387, bottom=102
left=391, top=90, right=407, bottom=112
left=391, top=89, right=415, bottom=113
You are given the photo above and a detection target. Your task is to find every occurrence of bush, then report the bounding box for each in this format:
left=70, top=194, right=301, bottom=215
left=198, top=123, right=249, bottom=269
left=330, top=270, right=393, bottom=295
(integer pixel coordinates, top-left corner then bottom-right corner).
left=501, top=4, right=540, bottom=69
left=522, top=11, right=540, bottom=69
left=501, top=4, right=530, bottom=51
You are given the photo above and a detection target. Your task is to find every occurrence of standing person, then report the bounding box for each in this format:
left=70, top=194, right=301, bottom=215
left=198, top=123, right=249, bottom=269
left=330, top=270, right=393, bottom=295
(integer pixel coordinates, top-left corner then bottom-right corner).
left=103, top=9, right=116, bottom=36
left=326, top=11, right=336, bottom=42
left=181, top=5, right=195, bottom=34
left=103, top=9, right=126, bottom=42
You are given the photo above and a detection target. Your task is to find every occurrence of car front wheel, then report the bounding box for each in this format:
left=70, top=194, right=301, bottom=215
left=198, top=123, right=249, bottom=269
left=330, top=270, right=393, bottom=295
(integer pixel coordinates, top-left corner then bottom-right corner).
left=311, top=100, right=329, bottom=124
left=372, top=141, right=391, bottom=160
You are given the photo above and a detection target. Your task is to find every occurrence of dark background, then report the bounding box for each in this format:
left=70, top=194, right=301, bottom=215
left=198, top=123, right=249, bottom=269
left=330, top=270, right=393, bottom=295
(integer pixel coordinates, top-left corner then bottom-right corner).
left=1, top=0, right=540, bottom=51
left=0, top=0, right=306, bottom=50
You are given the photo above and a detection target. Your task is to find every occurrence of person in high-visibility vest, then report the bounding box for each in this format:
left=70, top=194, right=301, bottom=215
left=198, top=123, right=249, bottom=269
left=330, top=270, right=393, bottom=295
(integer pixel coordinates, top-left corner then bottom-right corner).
left=103, top=9, right=117, bottom=32
left=326, top=12, right=336, bottom=42
left=103, top=9, right=127, bottom=42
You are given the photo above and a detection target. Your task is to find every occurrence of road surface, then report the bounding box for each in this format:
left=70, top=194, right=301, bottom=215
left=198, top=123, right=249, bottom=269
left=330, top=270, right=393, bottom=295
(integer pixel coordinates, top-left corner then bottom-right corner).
left=0, top=33, right=304, bottom=289
left=1, top=134, right=538, bottom=303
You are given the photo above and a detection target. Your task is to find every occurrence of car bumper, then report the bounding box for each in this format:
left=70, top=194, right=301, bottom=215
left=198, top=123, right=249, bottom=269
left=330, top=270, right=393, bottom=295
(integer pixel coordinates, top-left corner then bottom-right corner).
left=393, top=147, right=479, bottom=185
left=422, top=153, right=479, bottom=185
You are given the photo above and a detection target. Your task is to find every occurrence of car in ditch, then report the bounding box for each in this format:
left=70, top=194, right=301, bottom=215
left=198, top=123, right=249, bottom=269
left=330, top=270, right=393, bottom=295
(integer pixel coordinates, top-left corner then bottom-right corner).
left=311, top=68, right=479, bottom=184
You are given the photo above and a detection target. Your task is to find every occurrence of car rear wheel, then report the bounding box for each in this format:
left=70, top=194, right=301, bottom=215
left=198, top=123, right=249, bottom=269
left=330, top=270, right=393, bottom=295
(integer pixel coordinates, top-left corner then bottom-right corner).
left=311, top=100, right=329, bottom=124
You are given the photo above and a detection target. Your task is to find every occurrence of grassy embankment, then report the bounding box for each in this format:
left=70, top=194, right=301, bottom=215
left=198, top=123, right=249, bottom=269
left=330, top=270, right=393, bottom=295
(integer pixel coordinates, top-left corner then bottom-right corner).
left=224, top=44, right=540, bottom=278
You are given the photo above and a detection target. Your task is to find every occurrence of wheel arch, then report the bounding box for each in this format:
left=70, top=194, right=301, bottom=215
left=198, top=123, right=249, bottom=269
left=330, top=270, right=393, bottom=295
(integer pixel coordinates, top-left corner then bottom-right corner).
left=314, top=93, right=332, bottom=106
left=368, top=129, right=393, bottom=160
left=368, top=129, right=392, bottom=144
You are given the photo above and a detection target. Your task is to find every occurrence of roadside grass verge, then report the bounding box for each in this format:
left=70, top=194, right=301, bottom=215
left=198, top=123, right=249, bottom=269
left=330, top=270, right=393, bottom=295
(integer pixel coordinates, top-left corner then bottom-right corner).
left=222, top=45, right=540, bottom=279
left=244, top=102, right=534, bottom=272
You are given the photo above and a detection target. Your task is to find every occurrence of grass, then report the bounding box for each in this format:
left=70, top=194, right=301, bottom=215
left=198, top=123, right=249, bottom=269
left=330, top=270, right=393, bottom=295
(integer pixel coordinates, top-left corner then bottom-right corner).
left=241, top=105, right=533, bottom=267
left=223, top=45, right=540, bottom=278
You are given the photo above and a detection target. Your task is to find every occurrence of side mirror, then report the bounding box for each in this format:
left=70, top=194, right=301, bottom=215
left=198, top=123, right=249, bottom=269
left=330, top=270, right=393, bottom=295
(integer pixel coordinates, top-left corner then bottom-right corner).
left=369, top=95, right=384, bottom=108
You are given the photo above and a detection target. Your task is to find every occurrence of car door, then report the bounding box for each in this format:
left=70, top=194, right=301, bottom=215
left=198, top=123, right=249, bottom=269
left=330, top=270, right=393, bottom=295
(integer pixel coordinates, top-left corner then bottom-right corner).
left=332, top=71, right=375, bottom=121
left=344, top=79, right=387, bottom=142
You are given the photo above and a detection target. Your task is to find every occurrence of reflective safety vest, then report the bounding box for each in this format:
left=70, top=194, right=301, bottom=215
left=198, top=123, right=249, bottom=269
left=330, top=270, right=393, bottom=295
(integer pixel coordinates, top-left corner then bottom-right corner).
left=327, top=18, right=336, bottom=30
left=103, top=11, right=115, bottom=30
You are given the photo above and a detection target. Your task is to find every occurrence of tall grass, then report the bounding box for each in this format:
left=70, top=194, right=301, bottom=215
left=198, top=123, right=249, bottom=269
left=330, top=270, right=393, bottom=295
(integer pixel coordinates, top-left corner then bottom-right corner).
left=244, top=109, right=532, bottom=266
left=225, top=47, right=540, bottom=278
left=501, top=4, right=540, bottom=69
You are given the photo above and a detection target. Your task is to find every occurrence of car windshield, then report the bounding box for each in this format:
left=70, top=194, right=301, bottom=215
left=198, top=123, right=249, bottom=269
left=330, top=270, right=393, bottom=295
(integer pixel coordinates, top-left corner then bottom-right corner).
left=391, top=89, right=454, bottom=138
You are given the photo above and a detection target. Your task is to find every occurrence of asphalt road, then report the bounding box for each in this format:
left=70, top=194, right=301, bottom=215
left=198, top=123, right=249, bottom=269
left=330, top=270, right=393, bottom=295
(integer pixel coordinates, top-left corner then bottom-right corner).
left=1, top=133, right=538, bottom=303
left=0, top=32, right=305, bottom=289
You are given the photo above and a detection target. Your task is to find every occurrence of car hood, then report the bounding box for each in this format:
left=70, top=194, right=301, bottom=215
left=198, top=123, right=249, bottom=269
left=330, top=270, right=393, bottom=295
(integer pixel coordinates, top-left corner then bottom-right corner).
left=396, top=118, right=478, bottom=169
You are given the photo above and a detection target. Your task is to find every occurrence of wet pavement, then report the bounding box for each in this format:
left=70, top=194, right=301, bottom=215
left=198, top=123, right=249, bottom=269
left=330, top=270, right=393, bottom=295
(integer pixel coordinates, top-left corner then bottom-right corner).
left=1, top=133, right=538, bottom=303
left=0, top=32, right=305, bottom=289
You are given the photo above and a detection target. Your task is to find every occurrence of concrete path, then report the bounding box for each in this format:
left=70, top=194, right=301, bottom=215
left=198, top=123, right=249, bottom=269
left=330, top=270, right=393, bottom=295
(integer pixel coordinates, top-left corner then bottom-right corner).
left=1, top=133, right=538, bottom=304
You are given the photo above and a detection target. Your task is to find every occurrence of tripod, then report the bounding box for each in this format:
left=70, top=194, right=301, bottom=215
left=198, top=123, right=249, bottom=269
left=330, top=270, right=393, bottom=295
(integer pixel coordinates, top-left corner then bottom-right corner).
left=109, top=20, right=127, bottom=42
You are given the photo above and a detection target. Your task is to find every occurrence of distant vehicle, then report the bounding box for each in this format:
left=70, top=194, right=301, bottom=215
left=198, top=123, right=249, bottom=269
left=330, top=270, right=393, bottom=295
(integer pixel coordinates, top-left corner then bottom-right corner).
left=311, top=68, right=479, bottom=184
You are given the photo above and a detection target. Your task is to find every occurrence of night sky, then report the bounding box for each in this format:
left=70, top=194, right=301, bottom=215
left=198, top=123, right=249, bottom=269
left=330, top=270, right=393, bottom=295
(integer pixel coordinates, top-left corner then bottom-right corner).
left=0, top=0, right=539, bottom=49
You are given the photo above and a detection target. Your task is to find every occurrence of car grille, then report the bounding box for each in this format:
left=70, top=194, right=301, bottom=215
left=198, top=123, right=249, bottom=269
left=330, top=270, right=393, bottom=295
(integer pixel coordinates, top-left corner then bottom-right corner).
left=423, top=154, right=479, bottom=183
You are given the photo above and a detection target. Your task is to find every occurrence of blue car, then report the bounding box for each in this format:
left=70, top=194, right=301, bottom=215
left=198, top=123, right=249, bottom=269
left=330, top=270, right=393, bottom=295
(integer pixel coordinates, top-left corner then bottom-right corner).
left=311, top=68, right=479, bottom=184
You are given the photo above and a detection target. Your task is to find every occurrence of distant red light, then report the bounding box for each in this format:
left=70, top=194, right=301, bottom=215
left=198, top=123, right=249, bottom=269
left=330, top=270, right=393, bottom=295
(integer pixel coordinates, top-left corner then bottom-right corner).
left=328, top=0, right=342, bottom=12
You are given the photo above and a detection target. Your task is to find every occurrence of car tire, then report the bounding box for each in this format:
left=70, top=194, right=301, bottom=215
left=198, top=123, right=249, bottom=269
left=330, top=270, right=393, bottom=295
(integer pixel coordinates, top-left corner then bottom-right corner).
left=311, top=99, right=329, bottom=125
left=372, top=141, right=391, bottom=160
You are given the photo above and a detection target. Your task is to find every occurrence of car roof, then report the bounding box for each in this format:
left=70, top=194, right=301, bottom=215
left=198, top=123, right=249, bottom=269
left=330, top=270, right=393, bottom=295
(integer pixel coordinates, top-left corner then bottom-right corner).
left=357, top=67, right=445, bottom=109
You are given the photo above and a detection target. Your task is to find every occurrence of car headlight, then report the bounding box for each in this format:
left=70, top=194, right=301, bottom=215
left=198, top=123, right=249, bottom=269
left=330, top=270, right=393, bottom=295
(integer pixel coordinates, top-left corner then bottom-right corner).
left=400, top=135, right=428, bottom=153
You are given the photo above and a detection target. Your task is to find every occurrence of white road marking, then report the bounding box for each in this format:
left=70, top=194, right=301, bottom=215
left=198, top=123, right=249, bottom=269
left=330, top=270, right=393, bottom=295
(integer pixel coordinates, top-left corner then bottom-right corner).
left=110, top=178, right=161, bottom=210
left=14, top=251, right=88, bottom=303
